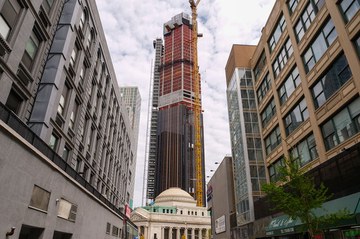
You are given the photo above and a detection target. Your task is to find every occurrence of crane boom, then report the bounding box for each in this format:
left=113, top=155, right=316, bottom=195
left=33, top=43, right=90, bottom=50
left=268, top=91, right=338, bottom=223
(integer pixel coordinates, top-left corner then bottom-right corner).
left=189, top=0, right=203, bottom=207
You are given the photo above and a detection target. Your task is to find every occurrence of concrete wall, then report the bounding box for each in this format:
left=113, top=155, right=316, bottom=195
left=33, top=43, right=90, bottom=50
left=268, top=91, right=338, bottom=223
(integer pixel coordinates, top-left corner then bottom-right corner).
left=0, top=121, right=126, bottom=239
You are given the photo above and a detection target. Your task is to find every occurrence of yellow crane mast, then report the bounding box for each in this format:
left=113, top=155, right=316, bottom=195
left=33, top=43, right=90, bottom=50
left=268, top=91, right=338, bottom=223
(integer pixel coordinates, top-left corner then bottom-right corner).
left=189, top=0, right=203, bottom=207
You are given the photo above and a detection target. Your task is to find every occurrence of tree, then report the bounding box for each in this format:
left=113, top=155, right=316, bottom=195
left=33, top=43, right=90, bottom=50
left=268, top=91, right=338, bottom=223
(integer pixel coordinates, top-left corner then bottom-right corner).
left=262, top=157, right=349, bottom=238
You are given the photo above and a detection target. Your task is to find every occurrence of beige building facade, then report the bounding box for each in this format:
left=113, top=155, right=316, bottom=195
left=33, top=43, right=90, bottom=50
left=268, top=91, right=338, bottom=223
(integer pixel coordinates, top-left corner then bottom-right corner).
left=225, top=0, right=360, bottom=238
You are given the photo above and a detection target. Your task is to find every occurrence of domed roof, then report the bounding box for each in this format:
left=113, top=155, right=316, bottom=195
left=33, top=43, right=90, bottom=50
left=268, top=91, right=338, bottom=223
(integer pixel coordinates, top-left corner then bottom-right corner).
left=155, top=187, right=196, bottom=204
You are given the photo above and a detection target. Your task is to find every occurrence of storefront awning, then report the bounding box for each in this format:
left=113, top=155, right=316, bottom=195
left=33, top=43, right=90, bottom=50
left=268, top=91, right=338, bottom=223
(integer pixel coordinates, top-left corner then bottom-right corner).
left=265, top=192, right=360, bottom=237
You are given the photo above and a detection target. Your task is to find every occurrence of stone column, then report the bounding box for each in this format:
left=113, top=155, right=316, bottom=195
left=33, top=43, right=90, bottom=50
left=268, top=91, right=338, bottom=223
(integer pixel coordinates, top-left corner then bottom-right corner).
left=191, top=228, right=195, bottom=239
left=161, top=227, right=165, bottom=239
left=169, top=227, right=172, bottom=239
left=144, top=226, right=148, bottom=239
left=176, top=227, right=180, bottom=239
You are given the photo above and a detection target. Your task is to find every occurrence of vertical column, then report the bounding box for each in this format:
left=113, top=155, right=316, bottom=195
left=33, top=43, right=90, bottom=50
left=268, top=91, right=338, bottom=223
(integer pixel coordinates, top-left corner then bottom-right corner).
left=169, top=227, right=172, bottom=239
left=144, top=226, right=148, bottom=239
left=191, top=228, right=195, bottom=239
left=176, top=227, right=180, bottom=239
left=205, top=228, right=209, bottom=239
left=161, top=227, right=165, bottom=239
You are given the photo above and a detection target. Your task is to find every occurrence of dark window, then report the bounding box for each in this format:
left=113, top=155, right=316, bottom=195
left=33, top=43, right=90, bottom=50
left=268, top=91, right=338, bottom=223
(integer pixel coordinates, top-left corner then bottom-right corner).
left=284, top=98, right=309, bottom=135
left=278, top=67, right=300, bottom=105
left=22, top=28, right=42, bottom=70
left=49, top=133, right=59, bottom=150
left=106, top=223, right=111, bottom=234
left=321, top=98, right=360, bottom=150
left=5, top=89, right=23, bottom=115
left=261, top=98, right=276, bottom=128
left=303, top=19, right=337, bottom=73
left=19, top=225, right=44, bottom=239
left=338, top=0, right=360, bottom=23
left=254, top=51, right=266, bottom=80
left=264, top=126, right=282, bottom=155
left=268, top=157, right=284, bottom=182
left=311, top=53, right=352, bottom=109
left=272, top=38, right=293, bottom=77
left=291, top=134, right=318, bottom=166
left=256, top=73, right=271, bottom=104
left=0, top=0, right=22, bottom=40
left=62, top=145, right=70, bottom=161
left=295, top=2, right=316, bottom=42
left=354, top=35, right=360, bottom=58
left=268, top=14, right=287, bottom=52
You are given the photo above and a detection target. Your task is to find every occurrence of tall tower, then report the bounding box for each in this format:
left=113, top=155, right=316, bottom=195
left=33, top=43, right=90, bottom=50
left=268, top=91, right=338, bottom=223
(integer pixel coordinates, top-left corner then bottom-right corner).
left=148, top=13, right=205, bottom=203
left=145, top=38, right=163, bottom=203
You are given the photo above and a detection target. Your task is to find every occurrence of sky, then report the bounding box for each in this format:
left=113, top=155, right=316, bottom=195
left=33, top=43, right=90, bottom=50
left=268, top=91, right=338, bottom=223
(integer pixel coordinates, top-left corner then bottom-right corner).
left=96, top=0, right=275, bottom=207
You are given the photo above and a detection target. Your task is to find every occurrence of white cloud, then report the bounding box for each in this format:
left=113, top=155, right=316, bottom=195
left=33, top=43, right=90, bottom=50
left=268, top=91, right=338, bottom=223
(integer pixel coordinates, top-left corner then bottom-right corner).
left=97, top=0, right=275, bottom=208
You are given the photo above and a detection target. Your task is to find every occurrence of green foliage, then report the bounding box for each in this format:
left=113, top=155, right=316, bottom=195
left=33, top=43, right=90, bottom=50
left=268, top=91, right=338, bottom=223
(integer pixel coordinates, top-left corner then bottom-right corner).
left=262, top=157, right=349, bottom=238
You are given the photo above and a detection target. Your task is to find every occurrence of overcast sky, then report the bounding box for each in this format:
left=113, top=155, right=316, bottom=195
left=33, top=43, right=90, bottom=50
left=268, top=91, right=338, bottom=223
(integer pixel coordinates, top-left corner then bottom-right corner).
left=97, top=0, right=275, bottom=207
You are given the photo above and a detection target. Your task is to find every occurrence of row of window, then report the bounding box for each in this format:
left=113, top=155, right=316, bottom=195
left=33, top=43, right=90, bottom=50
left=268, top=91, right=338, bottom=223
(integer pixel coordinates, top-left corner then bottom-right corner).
left=265, top=96, right=360, bottom=159
left=256, top=0, right=358, bottom=82
left=269, top=97, right=360, bottom=181
left=106, top=222, right=121, bottom=237
left=260, top=50, right=353, bottom=130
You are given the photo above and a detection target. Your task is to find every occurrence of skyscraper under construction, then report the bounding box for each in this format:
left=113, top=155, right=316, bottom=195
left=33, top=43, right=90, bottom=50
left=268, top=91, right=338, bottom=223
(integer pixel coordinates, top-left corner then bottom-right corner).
left=146, top=13, right=205, bottom=203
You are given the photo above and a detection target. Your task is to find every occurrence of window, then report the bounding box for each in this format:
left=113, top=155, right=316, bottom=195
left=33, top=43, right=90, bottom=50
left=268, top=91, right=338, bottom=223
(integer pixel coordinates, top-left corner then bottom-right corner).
left=42, top=0, right=54, bottom=14
left=295, top=2, right=316, bottom=42
left=261, top=98, right=276, bottom=128
left=303, top=19, right=337, bottom=73
left=254, top=51, right=266, bottom=80
left=268, top=157, right=284, bottom=182
left=0, top=0, right=22, bottom=40
left=5, top=89, right=23, bottom=115
left=284, top=98, right=309, bottom=135
left=355, top=35, right=360, bottom=57
left=256, top=73, right=271, bottom=104
left=79, top=10, right=86, bottom=32
left=69, top=102, right=78, bottom=129
left=57, top=83, right=69, bottom=116
left=79, top=66, right=85, bottom=85
left=272, top=38, right=293, bottom=77
left=278, top=67, right=300, bottom=105
left=287, top=0, right=299, bottom=14
left=268, top=14, right=287, bottom=52
left=86, top=29, right=94, bottom=50
left=69, top=45, right=78, bottom=68
left=321, top=98, right=360, bottom=150
left=49, top=133, right=59, bottom=150
left=311, top=53, right=352, bottom=109
left=106, top=223, right=111, bottom=234
left=112, top=226, right=119, bottom=237
left=29, top=185, right=50, bottom=211
left=62, top=145, right=70, bottom=161
left=22, top=28, right=42, bottom=69
left=264, top=126, right=282, bottom=155
left=338, top=0, right=360, bottom=23
left=291, top=134, right=318, bottom=166
left=58, top=198, right=77, bottom=222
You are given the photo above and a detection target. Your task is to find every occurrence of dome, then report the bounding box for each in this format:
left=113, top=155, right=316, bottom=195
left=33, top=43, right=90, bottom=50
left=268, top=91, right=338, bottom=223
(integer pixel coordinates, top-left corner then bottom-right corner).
left=155, top=187, right=196, bottom=205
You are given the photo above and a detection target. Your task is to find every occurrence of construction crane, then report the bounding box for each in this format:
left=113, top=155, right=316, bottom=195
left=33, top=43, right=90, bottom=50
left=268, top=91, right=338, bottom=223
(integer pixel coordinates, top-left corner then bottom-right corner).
left=189, top=0, right=203, bottom=207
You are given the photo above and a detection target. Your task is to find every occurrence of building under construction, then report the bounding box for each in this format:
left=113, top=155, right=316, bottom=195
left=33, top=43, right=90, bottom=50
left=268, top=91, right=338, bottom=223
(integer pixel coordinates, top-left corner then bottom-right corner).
left=146, top=13, right=206, bottom=203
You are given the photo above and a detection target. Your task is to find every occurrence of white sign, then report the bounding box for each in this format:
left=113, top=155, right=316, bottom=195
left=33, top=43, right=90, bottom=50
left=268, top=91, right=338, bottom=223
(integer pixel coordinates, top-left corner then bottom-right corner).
left=215, top=215, right=226, bottom=234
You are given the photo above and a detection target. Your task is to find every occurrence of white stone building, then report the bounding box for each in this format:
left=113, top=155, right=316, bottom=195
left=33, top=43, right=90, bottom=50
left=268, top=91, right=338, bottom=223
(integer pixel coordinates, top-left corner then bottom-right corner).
left=131, top=188, right=211, bottom=239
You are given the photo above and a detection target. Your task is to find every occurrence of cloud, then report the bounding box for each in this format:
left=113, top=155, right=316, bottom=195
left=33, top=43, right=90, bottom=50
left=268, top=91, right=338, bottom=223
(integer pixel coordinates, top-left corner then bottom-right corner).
left=97, top=0, right=275, bottom=207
